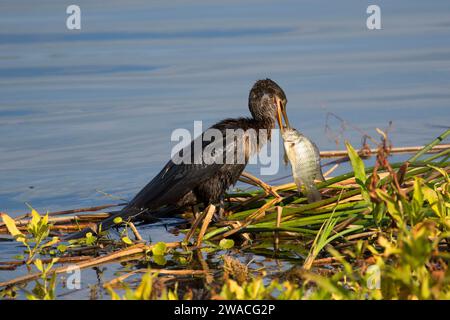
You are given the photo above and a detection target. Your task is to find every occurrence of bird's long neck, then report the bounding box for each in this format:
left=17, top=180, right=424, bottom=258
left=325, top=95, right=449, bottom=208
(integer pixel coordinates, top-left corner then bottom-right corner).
left=249, top=117, right=276, bottom=138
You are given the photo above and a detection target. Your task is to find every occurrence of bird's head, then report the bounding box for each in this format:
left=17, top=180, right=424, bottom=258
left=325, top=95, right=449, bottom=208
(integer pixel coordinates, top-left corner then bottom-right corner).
left=248, top=78, right=290, bottom=133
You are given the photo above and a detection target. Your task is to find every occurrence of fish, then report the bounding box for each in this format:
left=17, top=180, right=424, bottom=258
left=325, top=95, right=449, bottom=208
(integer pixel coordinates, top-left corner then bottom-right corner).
left=282, top=127, right=325, bottom=203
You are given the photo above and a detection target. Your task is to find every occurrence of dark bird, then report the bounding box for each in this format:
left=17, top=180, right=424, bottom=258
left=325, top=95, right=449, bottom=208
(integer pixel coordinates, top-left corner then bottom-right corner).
left=65, top=79, right=290, bottom=239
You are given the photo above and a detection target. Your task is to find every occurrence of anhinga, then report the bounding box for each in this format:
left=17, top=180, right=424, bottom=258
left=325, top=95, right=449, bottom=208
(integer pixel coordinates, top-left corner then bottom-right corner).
left=65, top=79, right=290, bottom=239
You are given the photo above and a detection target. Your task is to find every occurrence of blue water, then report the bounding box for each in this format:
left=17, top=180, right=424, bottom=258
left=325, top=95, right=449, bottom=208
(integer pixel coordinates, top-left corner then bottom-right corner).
left=0, top=0, right=449, bottom=299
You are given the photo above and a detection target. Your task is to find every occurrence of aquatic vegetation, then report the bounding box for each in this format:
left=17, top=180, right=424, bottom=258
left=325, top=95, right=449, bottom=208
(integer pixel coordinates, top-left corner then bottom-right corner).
left=219, top=278, right=303, bottom=300
left=0, top=129, right=448, bottom=300
left=1, top=207, right=54, bottom=263
left=107, top=272, right=180, bottom=300
left=23, top=258, right=59, bottom=300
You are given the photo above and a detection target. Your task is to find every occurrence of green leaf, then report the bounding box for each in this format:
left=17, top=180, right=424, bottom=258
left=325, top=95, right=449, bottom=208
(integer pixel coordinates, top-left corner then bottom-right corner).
left=422, top=184, right=442, bottom=218
left=372, top=201, right=386, bottom=225
left=57, top=244, right=67, bottom=253
left=25, top=293, right=39, bottom=300
left=135, top=273, right=153, bottom=299
left=42, top=236, right=59, bottom=248
left=219, top=238, right=235, bottom=250
left=153, top=255, right=167, bottom=266
left=345, top=141, right=371, bottom=204
left=121, top=236, right=133, bottom=245
left=113, top=217, right=123, bottom=224
left=85, top=232, right=97, bottom=245
left=178, top=257, right=188, bottom=265
left=413, top=177, right=424, bottom=206
left=345, top=141, right=367, bottom=184
left=375, top=189, right=403, bottom=225
left=41, top=213, right=48, bottom=226
left=44, top=258, right=59, bottom=273
left=152, top=242, right=167, bottom=256
left=428, top=165, right=449, bottom=181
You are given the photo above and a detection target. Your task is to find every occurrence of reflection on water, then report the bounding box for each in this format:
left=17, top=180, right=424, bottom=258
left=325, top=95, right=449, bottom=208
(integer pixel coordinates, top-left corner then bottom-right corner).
left=0, top=27, right=294, bottom=44
left=0, top=0, right=449, bottom=299
left=0, top=65, right=160, bottom=78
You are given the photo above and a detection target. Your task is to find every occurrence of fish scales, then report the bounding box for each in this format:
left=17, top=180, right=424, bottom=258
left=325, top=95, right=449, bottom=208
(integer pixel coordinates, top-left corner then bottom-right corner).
left=282, top=128, right=324, bottom=203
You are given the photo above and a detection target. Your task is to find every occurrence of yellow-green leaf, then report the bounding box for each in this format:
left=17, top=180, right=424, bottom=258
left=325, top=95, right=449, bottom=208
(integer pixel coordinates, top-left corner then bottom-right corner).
left=422, top=184, right=442, bottom=218
left=167, top=290, right=178, bottom=300
left=42, top=236, right=60, bottom=248
left=1, top=213, right=25, bottom=242
left=375, top=189, right=402, bottom=224
left=122, top=236, right=133, bottom=245
left=152, top=242, right=167, bottom=256
left=413, top=177, right=424, bottom=206
left=219, top=238, right=235, bottom=250
left=178, top=257, right=187, bottom=265
left=135, top=273, right=153, bottom=300
left=34, top=259, right=44, bottom=272
left=42, top=213, right=49, bottom=226
left=153, top=255, right=167, bottom=266
left=428, top=165, right=449, bottom=181
left=45, top=258, right=59, bottom=273
left=30, top=207, right=40, bottom=228
left=14, top=254, right=25, bottom=260
left=57, top=244, right=67, bottom=253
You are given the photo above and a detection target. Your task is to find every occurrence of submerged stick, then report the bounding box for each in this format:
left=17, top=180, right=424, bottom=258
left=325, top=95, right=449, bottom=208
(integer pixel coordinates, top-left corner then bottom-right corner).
left=196, top=205, right=216, bottom=246
left=103, top=268, right=210, bottom=287
left=240, top=172, right=281, bottom=198
left=185, top=207, right=209, bottom=243
left=0, top=256, right=93, bottom=270
left=0, top=203, right=125, bottom=228
left=128, top=222, right=143, bottom=241
left=0, top=242, right=181, bottom=288
left=1, top=213, right=111, bottom=228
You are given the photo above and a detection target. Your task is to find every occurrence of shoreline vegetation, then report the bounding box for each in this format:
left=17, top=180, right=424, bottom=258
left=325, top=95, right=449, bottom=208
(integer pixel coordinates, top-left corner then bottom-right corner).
left=1, top=129, right=449, bottom=300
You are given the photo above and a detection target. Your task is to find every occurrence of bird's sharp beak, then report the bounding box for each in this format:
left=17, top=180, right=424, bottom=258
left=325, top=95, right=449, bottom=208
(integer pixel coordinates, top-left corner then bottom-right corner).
left=276, top=99, right=290, bottom=134
left=276, top=103, right=284, bottom=134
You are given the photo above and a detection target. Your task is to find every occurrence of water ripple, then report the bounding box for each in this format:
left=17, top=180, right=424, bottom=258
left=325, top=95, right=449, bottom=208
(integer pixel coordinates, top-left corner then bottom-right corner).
left=0, top=27, right=294, bottom=45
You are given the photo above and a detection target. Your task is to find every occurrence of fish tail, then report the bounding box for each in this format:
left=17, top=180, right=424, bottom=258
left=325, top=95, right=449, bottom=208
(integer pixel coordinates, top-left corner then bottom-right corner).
left=293, top=177, right=303, bottom=194
left=294, top=178, right=322, bottom=203
left=317, top=170, right=326, bottom=182
left=304, top=182, right=322, bottom=204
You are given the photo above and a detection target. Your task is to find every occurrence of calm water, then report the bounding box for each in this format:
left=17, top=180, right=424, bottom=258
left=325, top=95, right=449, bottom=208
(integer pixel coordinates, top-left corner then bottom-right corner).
left=1, top=0, right=450, bottom=299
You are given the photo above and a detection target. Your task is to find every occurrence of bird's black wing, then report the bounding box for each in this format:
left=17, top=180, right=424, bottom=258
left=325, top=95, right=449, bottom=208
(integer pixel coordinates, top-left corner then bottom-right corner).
left=65, top=119, right=251, bottom=239
left=127, top=118, right=255, bottom=212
